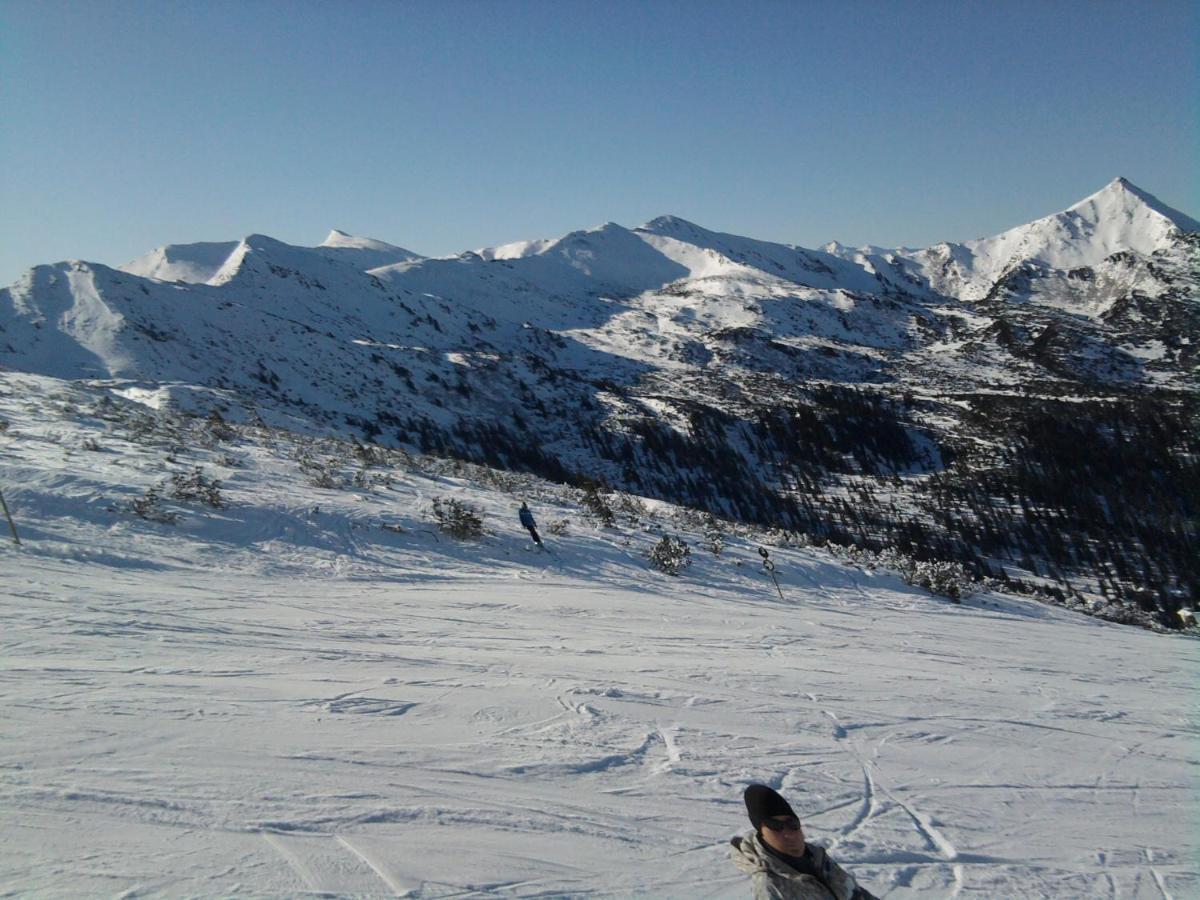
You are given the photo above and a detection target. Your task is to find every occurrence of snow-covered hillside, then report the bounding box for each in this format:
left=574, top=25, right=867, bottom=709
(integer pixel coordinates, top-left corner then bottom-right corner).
left=0, top=179, right=1196, bottom=619
left=1, top=372, right=1196, bottom=898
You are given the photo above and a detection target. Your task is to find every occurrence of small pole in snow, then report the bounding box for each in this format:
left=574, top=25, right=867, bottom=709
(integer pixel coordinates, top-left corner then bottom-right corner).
left=0, top=487, right=20, bottom=546
left=759, top=547, right=784, bottom=601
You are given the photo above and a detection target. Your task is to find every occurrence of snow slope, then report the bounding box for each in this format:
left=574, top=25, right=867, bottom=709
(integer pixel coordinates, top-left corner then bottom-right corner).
left=1, top=372, right=1196, bottom=898
left=318, top=229, right=424, bottom=270
left=638, top=216, right=897, bottom=296
left=121, top=240, right=242, bottom=284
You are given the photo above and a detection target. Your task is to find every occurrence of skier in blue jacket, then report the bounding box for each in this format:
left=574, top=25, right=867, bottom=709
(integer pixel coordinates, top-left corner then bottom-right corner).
left=519, top=502, right=542, bottom=547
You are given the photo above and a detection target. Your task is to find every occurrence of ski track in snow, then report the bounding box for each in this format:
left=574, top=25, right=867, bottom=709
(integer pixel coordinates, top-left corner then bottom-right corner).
left=336, top=834, right=415, bottom=897
left=6, top=554, right=1193, bottom=900
left=1, top=374, right=1198, bottom=898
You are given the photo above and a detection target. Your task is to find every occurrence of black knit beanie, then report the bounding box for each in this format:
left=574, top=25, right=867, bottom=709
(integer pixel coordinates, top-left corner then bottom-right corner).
left=743, top=784, right=797, bottom=831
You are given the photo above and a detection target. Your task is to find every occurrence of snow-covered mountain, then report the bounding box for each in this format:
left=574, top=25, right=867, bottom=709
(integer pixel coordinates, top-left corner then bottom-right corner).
left=2, top=183, right=1199, bottom=893
left=1, top=178, right=1197, bottom=623
left=120, top=230, right=422, bottom=286
left=315, top=228, right=424, bottom=270
left=900, top=177, right=1199, bottom=302
left=815, top=179, right=1197, bottom=385
left=7, top=178, right=1195, bottom=390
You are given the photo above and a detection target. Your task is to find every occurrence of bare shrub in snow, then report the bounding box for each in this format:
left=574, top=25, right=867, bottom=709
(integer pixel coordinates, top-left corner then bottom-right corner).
left=612, top=492, right=646, bottom=524
left=431, top=497, right=484, bottom=540
left=249, top=410, right=277, bottom=449
left=547, top=518, right=570, bottom=536
left=649, top=535, right=691, bottom=576
left=124, top=411, right=180, bottom=447
left=168, top=467, right=225, bottom=508
left=297, top=453, right=342, bottom=489
left=128, top=486, right=179, bottom=525
left=905, top=559, right=973, bottom=602
left=1091, top=598, right=1167, bottom=630
left=352, top=440, right=385, bottom=468
left=703, top=515, right=725, bottom=556
left=197, top=409, right=236, bottom=447
left=834, top=544, right=977, bottom=603
left=81, top=438, right=103, bottom=452
left=89, top=394, right=121, bottom=422
left=581, top=485, right=615, bottom=527
left=767, top=528, right=811, bottom=549
left=874, top=550, right=973, bottom=602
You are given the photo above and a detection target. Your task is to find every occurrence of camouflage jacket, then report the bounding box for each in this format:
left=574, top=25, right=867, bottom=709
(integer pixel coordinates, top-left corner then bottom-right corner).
left=730, top=831, right=875, bottom=900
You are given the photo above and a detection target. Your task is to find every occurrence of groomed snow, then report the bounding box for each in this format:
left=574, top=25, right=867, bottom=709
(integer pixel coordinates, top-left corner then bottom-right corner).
left=1, top=373, right=1196, bottom=898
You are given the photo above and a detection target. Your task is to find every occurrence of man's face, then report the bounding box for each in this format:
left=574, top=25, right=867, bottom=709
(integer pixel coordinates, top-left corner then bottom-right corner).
left=760, top=814, right=806, bottom=856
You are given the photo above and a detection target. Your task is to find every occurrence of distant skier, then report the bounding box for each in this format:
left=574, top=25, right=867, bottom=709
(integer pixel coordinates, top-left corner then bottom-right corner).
left=518, top=502, right=543, bottom=547
left=731, top=784, right=877, bottom=900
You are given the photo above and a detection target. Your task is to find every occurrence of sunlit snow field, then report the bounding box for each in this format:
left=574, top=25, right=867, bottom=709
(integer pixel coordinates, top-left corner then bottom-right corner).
left=1, top=374, right=1197, bottom=898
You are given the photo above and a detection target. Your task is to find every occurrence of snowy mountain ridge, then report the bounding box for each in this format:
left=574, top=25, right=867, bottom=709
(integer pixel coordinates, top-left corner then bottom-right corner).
left=121, top=229, right=423, bottom=286
left=1, top=177, right=1197, bottom=624
left=10, top=177, right=1191, bottom=388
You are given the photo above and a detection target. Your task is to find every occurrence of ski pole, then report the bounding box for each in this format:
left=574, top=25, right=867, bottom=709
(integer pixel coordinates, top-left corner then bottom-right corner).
left=0, top=487, right=20, bottom=546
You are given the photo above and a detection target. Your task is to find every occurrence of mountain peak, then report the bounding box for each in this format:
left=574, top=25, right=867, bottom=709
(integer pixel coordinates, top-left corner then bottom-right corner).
left=315, top=229, right=422, bottom=269
left=639, top=215, right=708, bottom=237
left=319, top=229, right=407, bottom=252
left=1105, top=176, right=1154, bottom=199
left=906, top=177, right=1199, bottom=302
left=242, top=233, right=290, bottom=251
left=1080, top=177, right=1200, bottom=233
left=559, top=221, right=639, bottom=244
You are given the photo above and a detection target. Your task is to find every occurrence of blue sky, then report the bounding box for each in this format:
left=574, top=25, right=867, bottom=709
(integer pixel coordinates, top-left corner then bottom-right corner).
left=1, top=0, right=1196, bottom=284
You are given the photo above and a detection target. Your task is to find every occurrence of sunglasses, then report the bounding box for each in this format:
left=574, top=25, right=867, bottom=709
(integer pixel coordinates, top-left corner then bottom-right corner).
left=762, top=816, right=802, bottom=832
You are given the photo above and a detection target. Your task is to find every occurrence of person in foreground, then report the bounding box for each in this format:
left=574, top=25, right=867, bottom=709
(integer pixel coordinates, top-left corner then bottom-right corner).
left=731, top=784, right=878, bottom=900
